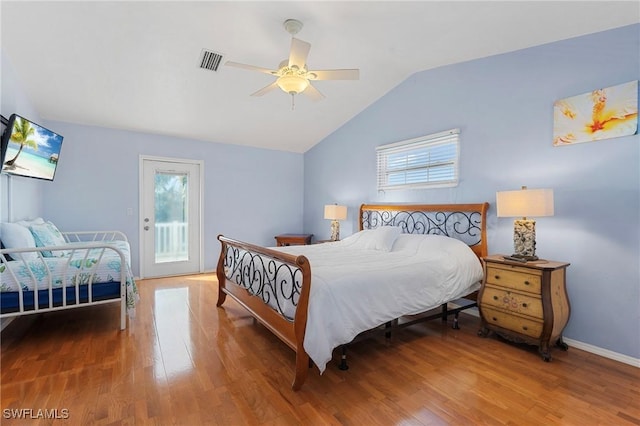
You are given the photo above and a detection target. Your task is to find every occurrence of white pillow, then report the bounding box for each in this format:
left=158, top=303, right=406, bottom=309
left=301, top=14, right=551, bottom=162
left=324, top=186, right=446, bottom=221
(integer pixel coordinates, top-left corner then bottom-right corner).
left=344, top=226, right=403, bottom=252
left=391, top=233, right=467, bottom=253
left=29, top=221, right=69, bottom=257
left=0, top=222, right=39, bottom=261
left=15, top=217, right=46, bottom=228
left=371, top=226, right=403, bottom=251
left=390, top=233, right=429, bottom=252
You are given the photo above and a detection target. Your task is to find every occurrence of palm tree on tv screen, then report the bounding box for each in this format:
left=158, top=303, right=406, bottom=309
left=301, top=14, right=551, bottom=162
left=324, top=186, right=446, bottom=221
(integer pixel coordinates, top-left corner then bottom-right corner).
left=4, top=117, right=38, bottom=166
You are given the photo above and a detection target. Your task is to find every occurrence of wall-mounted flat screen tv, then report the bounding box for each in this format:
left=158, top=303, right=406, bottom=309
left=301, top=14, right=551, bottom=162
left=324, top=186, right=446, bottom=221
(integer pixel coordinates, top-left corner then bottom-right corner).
left=1, top=114, right=64, bottom=181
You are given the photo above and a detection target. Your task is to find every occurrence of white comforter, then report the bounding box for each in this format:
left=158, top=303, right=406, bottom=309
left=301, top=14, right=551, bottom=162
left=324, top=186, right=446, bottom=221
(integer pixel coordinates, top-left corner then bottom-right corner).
left=274, top=230, right=483, bottom=373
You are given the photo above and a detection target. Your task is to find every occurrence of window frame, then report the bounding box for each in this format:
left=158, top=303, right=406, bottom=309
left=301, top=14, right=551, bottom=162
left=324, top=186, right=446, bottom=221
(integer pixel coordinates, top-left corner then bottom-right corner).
left=376, top=128, right=460, bottom=191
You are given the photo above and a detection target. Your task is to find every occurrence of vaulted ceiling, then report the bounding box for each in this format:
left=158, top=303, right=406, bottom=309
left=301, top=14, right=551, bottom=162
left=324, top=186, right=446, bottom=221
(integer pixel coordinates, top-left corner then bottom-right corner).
left=2, top=2, right=638, bottom=153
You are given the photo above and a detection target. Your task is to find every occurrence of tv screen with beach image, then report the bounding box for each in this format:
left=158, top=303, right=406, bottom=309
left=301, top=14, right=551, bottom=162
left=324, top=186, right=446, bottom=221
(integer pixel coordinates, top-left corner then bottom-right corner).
left=1, top=115, right=64, bottom=181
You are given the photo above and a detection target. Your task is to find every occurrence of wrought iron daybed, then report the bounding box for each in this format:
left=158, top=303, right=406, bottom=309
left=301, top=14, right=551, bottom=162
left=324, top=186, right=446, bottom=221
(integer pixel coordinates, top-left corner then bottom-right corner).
left=0, top=230, right=138, bottom=330
left=216, top=203, right=489, bottom=390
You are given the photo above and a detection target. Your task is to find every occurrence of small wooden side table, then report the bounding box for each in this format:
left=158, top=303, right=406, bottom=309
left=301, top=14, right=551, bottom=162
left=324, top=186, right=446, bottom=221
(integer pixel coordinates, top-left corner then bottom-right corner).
left=274, top=233, right=313, bottom=246
left=478, top=255, right=571, bottom=361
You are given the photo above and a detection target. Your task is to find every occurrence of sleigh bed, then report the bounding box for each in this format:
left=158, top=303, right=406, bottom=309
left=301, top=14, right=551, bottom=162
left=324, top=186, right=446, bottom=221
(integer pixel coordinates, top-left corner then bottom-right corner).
left=0, top=229, right=138, bottom=330
left=216, top=203, right=489, bottom=390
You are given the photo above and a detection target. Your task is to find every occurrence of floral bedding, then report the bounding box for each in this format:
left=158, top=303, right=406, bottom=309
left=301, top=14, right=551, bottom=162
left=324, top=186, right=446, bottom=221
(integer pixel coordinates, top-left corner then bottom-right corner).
left=0, top=240, right=139, bottom=316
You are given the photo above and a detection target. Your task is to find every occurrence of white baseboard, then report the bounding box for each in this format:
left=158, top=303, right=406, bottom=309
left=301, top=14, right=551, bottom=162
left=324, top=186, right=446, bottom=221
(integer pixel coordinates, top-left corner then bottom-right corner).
left=562, top=338, right=640, bottom=368
left=448, top=302, right=639, bottom=369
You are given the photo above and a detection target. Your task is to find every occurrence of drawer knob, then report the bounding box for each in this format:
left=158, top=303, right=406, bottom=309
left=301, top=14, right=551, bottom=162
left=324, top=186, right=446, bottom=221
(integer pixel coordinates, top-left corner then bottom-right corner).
left=493, top=296, right=498, bottom=301
left=492, top=317, right=498, bottom=321
left=524, top=280, right=530, bottom=285
left=522, top=303, right=528, bottom=308
left=494, top=275, right=500, bottom=280
left=522, top=326, right=528, bottom=331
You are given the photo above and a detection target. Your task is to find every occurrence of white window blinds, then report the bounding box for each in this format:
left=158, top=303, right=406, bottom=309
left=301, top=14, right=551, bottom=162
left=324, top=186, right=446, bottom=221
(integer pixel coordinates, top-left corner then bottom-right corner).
left=376, top=129, right=460, bottom=191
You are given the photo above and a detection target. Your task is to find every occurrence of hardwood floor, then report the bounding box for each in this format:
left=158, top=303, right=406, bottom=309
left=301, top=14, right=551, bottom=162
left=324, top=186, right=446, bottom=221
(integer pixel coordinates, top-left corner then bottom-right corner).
left=2, top=274, right=639, bottom=425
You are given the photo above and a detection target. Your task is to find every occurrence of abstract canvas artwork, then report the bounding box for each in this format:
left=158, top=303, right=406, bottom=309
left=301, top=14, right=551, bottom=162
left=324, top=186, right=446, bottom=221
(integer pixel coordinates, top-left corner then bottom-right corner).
left=553, top=80, right=638, bottom=146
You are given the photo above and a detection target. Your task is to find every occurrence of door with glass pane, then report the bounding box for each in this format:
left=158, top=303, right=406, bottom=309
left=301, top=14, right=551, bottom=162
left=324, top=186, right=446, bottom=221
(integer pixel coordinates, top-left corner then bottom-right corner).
left=141, top=157, right=202, bottom=278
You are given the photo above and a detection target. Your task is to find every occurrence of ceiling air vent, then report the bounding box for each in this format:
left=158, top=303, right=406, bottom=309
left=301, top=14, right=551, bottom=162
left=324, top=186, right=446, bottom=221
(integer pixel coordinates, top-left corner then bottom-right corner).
left=199, top=49, right=224, bottom=72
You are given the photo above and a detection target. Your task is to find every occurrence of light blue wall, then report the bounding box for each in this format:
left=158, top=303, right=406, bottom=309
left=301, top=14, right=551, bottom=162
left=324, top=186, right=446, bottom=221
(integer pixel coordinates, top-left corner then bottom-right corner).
left=304, top=24, right=640, bottom=359
left=1, top=50, right=45, bottom=222
left=39, top=121, right=304, bottom=276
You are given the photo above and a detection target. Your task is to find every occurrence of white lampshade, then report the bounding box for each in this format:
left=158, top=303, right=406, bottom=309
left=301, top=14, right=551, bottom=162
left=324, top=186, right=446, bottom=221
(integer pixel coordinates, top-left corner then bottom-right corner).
left=496, top=187, right=554, bottom=218
left=324, top=204, right=347, bottom=221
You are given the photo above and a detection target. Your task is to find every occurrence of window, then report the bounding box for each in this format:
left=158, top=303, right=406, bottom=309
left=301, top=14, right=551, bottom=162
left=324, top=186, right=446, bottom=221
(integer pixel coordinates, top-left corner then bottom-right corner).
left=376, top=129, right=459, bottom=191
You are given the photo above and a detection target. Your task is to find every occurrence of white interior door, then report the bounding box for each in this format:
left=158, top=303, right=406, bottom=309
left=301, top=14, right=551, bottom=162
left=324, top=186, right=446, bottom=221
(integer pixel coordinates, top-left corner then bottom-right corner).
left=140, top=157, right=203, bottom=278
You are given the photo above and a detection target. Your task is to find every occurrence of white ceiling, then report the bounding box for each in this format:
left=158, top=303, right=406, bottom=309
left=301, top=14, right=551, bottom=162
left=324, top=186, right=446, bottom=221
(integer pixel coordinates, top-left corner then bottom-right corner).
left=2, top=1, right=638, bottom=153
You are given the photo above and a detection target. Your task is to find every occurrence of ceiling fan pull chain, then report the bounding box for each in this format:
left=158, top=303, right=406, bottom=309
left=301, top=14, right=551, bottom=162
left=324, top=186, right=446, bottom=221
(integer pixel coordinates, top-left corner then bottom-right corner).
left=291, top=93, right=295, bottom=110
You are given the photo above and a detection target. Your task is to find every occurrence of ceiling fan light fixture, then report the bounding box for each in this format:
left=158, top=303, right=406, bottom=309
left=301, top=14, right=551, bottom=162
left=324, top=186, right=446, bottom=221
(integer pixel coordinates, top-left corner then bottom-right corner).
left=277, top=74, right=309, bottom=95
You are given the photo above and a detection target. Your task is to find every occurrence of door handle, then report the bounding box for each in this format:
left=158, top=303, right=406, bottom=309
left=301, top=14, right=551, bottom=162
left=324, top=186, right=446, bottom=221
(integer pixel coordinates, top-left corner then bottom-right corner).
left=144, top=226, right=150, bottom=231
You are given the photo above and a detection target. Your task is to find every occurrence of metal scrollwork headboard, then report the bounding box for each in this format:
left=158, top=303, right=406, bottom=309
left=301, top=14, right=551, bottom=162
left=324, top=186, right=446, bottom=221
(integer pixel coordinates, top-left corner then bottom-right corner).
left=359, top=203, right=490, bottom=258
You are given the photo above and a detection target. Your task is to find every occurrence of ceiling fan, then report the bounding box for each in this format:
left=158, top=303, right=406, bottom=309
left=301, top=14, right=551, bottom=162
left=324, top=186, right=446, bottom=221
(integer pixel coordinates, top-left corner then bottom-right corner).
left=225, top=19, right=359, bottom=107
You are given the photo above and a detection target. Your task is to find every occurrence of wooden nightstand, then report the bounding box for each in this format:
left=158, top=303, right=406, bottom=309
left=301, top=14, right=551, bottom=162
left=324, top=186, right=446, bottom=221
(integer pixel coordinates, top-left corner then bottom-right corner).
left=478, top=255, right=571, bottom=361
left=274, top=233, right=313, bottom=246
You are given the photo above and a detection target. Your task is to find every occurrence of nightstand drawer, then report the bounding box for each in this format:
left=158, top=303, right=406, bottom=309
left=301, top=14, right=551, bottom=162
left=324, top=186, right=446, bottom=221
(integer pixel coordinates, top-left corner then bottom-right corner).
left=485, top=266, right=541, bottom=294
left=481, top=286, right=543, bottom=319
left=481, top=307, right=543, bottom=338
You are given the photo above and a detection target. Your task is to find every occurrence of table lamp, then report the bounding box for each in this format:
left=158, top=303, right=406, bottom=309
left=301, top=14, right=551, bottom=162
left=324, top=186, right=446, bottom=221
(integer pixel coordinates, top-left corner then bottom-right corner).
left=324, top=204, right=347, bottom=241
left=496, top=186, right=554, bottom=261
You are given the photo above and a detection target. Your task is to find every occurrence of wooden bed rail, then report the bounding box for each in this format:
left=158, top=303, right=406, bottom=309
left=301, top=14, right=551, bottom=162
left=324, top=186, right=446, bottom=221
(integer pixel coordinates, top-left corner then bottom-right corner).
left=216, top=235, right=312, bottom=390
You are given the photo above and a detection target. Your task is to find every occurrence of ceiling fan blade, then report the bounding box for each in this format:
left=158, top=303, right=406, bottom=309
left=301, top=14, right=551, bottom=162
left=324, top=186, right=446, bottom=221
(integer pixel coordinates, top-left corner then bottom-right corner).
left=288, top=38, right=311, bottom=69
left=250, top=81, right=280, bottom=97
left=302, top=83, right=325, bottom=102
left=307, top=69, right=360, bottom=80
left=225, top=61, right=276, bottom=75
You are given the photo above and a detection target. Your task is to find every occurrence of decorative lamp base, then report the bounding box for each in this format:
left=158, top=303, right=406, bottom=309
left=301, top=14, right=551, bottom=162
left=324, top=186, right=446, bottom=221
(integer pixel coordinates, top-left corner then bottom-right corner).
left=330, top=220, right=340, bottom=241
left=513, top=219, right=538, bottom=260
